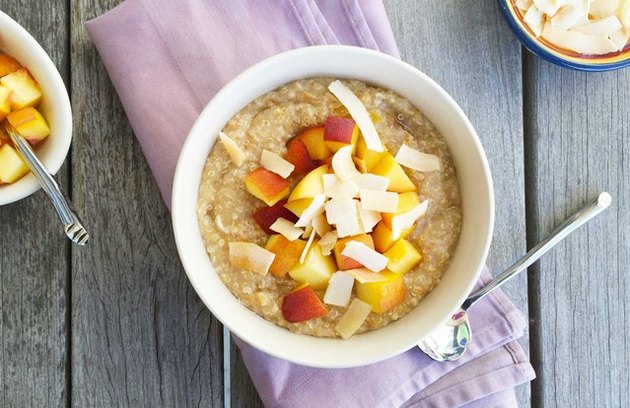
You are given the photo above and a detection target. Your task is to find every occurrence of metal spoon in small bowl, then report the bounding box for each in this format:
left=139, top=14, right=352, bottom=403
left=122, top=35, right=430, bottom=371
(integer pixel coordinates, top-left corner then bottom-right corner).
left=4, top=123, right=89, bottom=246
left=418, top=192, right=612, bottom=362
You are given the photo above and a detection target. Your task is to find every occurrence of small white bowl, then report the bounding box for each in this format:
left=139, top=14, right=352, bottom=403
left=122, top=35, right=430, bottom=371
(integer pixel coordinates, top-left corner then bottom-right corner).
left=0, top=11, right=72, bottom=206
left=172, top=46, right=494, bottom=368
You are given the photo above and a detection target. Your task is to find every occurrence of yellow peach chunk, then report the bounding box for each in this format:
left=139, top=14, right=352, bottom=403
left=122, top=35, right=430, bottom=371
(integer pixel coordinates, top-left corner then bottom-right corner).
left=1, top=69, right=42, bottom=110
left=0, top=85, right=11, bottom=121
left=298, top=126, right=331, bottom=160
left=371, top=152, right=416, bottom=193
left=7, top=107, right=50, bottom=145
left=0, top=144, right=29, bottom=183
left=371, top=221, right=413, bottom=253
left=384, top=239, right=422, bottom=274
left=355, top=271, right=406, bottom=313
left=382, top=191, right=420, bottom=229
left=287, top=164, right=328, bottom=201
left=288, top=243, right=336, bottom=289
left=245, top=167, right=290, bottom=206
left=265, top=235, right=307, bottom=278
left=355, top=136, right=387, bottom=171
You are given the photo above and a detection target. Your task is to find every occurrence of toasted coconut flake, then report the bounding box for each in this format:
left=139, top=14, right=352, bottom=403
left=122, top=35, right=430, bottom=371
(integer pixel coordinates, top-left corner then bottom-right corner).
left=312, top=213, right=331, bottom=237
left=392, top=199, right=429, bottom=240
left=551, top=4, right=586, bottom=30
left=328, top=80, right=384, bottom=152
left=322, top=173, right=339, bottom=192
left=228, top=242, right=275, bottom=275
left=325, top=196, right=356, bottom=225
left=335, top=214, right=362, bottom=238
left=609, top=27, right=630, bottom=50
left=524, top=4, right=545, bottom=36
left=218, top=132, right=245, bottom=166
left=589, top=0, right=619, bottom=19
left=345, top=268, right=386, bottom=283
left=270, top=218, right=304, bottom=241
left=516, top=0, right=533, bottom=10
left=533, top=0, right=565, bottom=16
left=394, top=144, right=440, bottom=172
left=302, top=222, right=314, bottom=239
left=341, top=241, right=388, bottom=272
left=295, top=194, right=326, bottom=227
left=325, top=177, right=360, bottom=199
left=356, top=202, right=382, bottom=233
left=542, top=21, right=618, bottom=53
left=260, top=149, right=295, bottom=178
left=323, top=272, right=355, bottom=307
left=359, top=190, right=399, bottom=213
left=620, top=1, right=630, bottom=28
left=572, top=15, right=622, bottom=35
left=299, top=228, right=317, bottom=264
left=318, top=231, right=338, bottom=255
left=352, top=173, right=390, bottom=191
left=332, top=145, right=361, bottom=181
left=336, top=298, right=372, bottom=339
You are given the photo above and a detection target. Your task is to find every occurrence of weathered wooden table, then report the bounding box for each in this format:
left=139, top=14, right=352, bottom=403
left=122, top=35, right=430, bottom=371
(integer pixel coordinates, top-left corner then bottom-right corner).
left=1, top=1, right=628, bottom=406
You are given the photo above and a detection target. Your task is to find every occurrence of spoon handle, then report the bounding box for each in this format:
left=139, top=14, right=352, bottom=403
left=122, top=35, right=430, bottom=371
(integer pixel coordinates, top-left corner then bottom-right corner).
left=6, top=124, right=89, bottom=246
left=462, top=192, right=611, bottom=310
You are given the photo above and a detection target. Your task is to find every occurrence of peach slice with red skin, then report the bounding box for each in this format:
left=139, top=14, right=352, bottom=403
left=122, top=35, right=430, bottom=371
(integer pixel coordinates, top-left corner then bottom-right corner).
left=333, top=234, right=375, bottom=270
left=282, top=283, right=328, bottom=323
left=324, top=116, right=359, bottom=153
left=0, top=54, right=22, bottom=77
left=0, top=69, right=43, bottom=110
left=245, top=167, right=290, bottom=206
left=252, top=198, right=298, bottom=234
left=285, top=138, right=317, bottom=176
left=7, top=107, right=50, bottom=145
left=298, top=126, right=331, bottom=160
left=265, top=235, right=307, bottom=278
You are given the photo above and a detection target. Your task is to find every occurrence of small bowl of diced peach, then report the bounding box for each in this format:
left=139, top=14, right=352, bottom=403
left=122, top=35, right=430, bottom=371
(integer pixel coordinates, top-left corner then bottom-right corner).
left=0, top=10, right=72, bottom=205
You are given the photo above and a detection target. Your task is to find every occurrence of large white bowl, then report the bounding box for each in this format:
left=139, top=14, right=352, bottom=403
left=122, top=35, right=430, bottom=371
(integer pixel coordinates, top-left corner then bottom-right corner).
left=172, top=46, right=494, bottom=368
left=0, top=11, right=72, bottom=206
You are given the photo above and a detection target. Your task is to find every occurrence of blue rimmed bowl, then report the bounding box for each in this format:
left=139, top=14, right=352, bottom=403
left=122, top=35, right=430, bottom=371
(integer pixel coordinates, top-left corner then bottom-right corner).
left=498, top=0, right=630, bottom=72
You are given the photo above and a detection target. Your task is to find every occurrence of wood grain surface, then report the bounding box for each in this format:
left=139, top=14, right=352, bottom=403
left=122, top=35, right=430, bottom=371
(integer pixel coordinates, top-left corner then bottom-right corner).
left=2, top=0, right=630, bottom=407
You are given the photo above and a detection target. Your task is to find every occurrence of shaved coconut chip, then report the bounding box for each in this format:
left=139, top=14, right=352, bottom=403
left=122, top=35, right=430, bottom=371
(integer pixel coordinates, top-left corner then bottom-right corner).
left=218, top=132, right=245, bottom=166
left=524, top=4, right=545, bottom=35
left=352, top=173, right=389, bottom=191
left=395, top=144, right=441, bottom=172
left=325, top=196, right=356, bottom=224
left=391, top=199, right=429, bottom=240
left=335, top=215, right=362, bottom=238
left=341, top=241, right=388, bottom=272
left=299, top=228, right=317, bottom=264
left=620, top=1, right=630, bottom=28
left=359, top=190, right=399, bottom=213
left=214, top=215, right=228, bottom=233
left=336, top=298, right=372, bottom=339
left=326, top=178, right=360, bottom=199
left=332, top=145, right=361, bottom=181
left=328, top=80, right=384, bottom=152
left=312, top=213, right=331, bottom=237
left=590, top=0, right=619, bottom=18
left=260, top=149, right=294, bottom=178
left=516, top=0, right=533, bottom=10
left=302, top=222, right=314, bottom=239
left=270, top=218, right=303, bottom=241
left=572, top=15, right=622, bottom=35
left=295, top=194, right=326, bottom=227
left=228, top=242, right=275, bottom=275
left=568, top=0, right=590, bottom=13
left=322, top=173, right=339, bottom=192
left=345, top=268, right=386, bottom=283
left=533, top=0, right=566, bottom=16
left=609, top=27, right=630, bottom=50
left=323, top=272, right=355, bottom=307
left=356, top=202, right=382, bottom=233
left=318, top=231, right=338, bottom=255
left=542, top=22, right=618, bottom=53
left=551, top=4, right=587, bottom=29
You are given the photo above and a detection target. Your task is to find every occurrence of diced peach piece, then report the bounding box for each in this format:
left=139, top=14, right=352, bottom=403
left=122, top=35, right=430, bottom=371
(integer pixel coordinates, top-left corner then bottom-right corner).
left=333, top=234, right=375, bottom=270
left=353, top=157, right=367, bottom=173
left=324, top=116, right=359, bottom=153
left=287, top=164, right=328, bottom=202
left=1, top=69, right=42, bottom=110
left=355, top=136, right=387, bottom=171
left=285, top=138, right=317, bottom=176
left=252, top=198, right=298, bottom=234
left=356, top=271, right=406, bottom=313
left=298, top=126, right=331, bottom=160
left=0, top=85, right=11, bottom=121
left=284, top=197, right=314, bottom=217
left=371, top=152, right=417, bottom=193
left=382, top=191, right=420, bottom=229
left=265, top=235, right=307, bottom=278
left=281, top=284, right=328, bottom=323
left=6, top=107, right=50, bottom=145
left=0, top=127, right=9, bottom=147
left=0, top=144, right=29, bottom=184
left=288, top=243, right=336, bottom=289
left=384, top=239, right=422, bottom=274
left=0, top=54, right=22, bottom=77
left=245, top=167, right=290, bottom=206
left=371, top=221, right=413, bottom=253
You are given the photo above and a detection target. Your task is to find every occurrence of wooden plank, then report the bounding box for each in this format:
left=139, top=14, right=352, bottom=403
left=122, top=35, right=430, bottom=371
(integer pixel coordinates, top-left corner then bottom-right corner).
left=386, top=0, right=530, bottom=405
left=0, top=1, right=70, bottom=407
left=70, top=1, right=224, bottom=406
left=524, top=55, right=630, bottom=407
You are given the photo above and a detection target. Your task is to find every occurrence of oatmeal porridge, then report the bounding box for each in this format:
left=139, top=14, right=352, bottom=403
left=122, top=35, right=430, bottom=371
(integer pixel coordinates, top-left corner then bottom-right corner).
left=197, top=78, right=462, bottom=339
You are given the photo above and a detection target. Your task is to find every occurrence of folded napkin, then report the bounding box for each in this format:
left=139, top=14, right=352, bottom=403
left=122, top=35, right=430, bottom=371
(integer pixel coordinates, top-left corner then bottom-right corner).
left=86, top=1, right=535, bottom=406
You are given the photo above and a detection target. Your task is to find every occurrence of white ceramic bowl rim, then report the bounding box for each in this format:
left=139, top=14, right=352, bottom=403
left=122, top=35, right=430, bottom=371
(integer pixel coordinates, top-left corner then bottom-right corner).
left=172, top=45, right=494, bottom=368
left=0, top=11, right=72, bottom=205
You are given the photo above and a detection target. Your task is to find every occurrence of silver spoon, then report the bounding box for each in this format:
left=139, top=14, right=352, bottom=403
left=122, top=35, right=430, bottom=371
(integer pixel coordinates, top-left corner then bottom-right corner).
left=418, top=191, right=612, bottom=362
left=5, top=123, right=89, bottom=246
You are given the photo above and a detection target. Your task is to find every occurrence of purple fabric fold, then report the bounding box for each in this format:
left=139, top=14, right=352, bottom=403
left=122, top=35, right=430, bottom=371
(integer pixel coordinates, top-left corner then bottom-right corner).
left=86, top=1, right=535, bottom=406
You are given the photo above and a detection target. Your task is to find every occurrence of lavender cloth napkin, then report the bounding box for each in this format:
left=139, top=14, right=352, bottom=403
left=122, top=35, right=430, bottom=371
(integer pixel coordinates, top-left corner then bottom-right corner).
left=86, top=1, right=535, bottom=406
